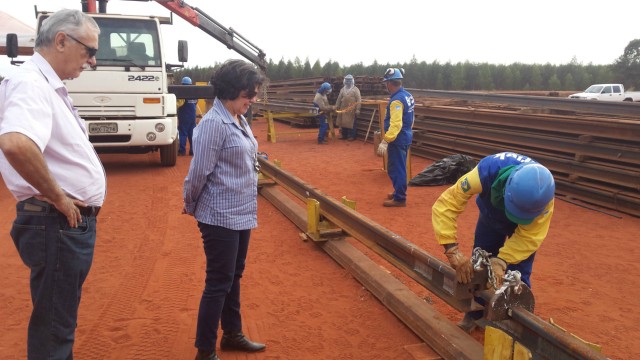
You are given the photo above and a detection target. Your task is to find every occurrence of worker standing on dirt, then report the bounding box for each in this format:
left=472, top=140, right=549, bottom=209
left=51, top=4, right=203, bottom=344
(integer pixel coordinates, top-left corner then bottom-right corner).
left=377, top=68, right=415, bottom=207
left=336, top=74, right=361, bottom=141
left=314, top=82, right=336, bottom=145
left=432, top=151, right=555, bottom=332
left=0, top=9, right=106, bottom=359
left=183, top=59, right=266, bottom=360
left=178, top=76, right=198, bottom=156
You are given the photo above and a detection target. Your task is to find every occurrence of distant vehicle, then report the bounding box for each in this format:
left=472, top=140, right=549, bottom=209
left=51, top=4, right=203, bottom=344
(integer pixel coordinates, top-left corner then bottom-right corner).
left=568, top=84, right=640, bottom=102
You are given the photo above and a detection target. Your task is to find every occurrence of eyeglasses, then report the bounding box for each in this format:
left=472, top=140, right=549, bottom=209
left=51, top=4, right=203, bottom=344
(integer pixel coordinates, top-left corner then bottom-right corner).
left=66, top=33, right=98, bottom=58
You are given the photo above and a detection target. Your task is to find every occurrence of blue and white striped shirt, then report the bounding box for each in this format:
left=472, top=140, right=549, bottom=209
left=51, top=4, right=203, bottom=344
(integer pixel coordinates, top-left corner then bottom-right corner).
left=183, top=98, right=258, bottom=230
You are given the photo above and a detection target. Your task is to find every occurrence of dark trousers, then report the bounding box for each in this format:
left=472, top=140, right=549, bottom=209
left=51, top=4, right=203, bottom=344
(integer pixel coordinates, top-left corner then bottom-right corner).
left=387, top=143, right=409, bottom=202
left=11, top=198, right=97, bottom=360
left=195, top=223, right=250, bottom=351
left=178, top=117, right=196, bottom=154
left=469, top=213, right=536, bottom=319
left=340, top=116, right=357, bottom=140
left=317, top=115, right=328, bottom=143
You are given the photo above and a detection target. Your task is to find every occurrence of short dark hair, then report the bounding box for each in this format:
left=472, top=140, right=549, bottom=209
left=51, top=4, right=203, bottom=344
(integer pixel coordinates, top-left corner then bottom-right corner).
left=211, top=59, right=264, bottom=100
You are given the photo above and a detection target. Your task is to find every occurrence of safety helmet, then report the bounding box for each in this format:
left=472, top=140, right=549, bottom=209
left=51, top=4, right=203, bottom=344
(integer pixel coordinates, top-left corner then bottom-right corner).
left=344, top=74, right=354, bottom=82
left=319, top=82, right=332, bottom=94
left=504, top=163, right=555, bottom=225
left=382, top=68, right=404, bottom=82
left=181, top=76, right=192, bottom=85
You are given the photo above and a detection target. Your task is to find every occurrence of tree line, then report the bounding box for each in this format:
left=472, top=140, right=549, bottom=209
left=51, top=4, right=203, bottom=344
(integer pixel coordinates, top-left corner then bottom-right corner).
left=176, top=39, right=640, bottom=92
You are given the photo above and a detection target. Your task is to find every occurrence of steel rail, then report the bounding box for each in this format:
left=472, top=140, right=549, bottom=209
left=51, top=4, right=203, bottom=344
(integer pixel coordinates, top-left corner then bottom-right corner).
left=257, top=157, right=476, bottom=312
left=413, top=106, right=640, bottom=142
left=257, top=157, right=608, bottom=360
left=408, top=89, right=640, bottom=117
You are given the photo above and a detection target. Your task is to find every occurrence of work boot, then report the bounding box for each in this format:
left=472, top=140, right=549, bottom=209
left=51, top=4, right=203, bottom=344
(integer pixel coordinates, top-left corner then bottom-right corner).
left=387, top=192, right=394, bottom=200
left=457, top=313, right=478, bottom=333
left=220, top=332, right=266, bottom=352
left=195, top=349, right=220, bottom=360
left=383, top=199, right=406, bottom=207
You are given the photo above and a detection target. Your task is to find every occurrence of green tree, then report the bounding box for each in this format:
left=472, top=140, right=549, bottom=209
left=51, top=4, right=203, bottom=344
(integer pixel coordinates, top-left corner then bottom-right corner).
left=562, top=73, right=575, bottom=90
left=613, top=39, right=640, bottom=89
left=548, top=74, right=561, bottom=90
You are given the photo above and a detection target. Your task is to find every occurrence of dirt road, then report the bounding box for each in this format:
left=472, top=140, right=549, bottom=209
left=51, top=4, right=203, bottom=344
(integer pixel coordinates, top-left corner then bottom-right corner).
left=0, top=119, right=638, bottom=359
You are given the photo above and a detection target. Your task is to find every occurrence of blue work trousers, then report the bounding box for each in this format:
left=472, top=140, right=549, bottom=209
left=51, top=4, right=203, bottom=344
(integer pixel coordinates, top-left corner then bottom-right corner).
left=317, top=115, right=328, bottom=143
left=11, top=198, right=97, bottom=360
left=468, top=212, right=536, bottom=320
left=387, top=142, right=409, bottom=202
left=178, top=117, right=196, bottom=154
left=195, top=223, right=250, bottom=351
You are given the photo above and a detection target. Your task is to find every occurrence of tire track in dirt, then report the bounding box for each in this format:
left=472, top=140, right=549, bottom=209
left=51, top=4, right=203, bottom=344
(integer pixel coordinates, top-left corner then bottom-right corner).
left=75, top=155, right=195, bottom=359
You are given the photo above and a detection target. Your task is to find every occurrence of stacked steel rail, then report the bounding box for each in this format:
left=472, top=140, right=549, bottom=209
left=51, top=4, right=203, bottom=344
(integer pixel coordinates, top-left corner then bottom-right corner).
left=355, top=91, right=640, bottom=217
left=256, top=79, right=640, bottom=216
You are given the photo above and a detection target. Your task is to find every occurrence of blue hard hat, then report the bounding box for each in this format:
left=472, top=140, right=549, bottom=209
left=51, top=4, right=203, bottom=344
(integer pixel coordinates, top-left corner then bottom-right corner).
left=382, top=68, right=404, bottom=82
left=181, top=76, right=192, bottom=85
left=319, top=82, right=332, bottom=93
left=504, top=163, right=555, bottom=225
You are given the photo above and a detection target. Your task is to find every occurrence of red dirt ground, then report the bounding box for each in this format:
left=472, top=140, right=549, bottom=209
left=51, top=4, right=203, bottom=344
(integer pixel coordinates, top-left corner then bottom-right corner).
left=0, top=118, right=638, bottom=360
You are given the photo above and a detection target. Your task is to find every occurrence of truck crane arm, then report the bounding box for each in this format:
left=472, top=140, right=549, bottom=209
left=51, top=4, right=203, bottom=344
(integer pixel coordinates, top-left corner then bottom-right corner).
left=152, top=0, right=267, bottom=71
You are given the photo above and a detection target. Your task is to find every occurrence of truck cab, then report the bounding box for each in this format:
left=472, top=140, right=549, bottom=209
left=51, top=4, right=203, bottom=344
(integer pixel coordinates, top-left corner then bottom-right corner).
left=60, top=13, right=183, bottom=166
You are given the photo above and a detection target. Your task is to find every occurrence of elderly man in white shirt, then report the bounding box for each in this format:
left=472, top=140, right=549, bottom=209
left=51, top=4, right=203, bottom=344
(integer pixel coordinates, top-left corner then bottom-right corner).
left=0, top=9, right=105, bottom=360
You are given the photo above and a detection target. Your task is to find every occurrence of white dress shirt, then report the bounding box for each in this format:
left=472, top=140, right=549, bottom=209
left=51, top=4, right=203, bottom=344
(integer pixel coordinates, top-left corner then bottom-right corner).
left=0, top=52, right=106, bottom=206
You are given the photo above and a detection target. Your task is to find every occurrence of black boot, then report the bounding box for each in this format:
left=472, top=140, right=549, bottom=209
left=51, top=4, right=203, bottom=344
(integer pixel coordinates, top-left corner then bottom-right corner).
left=195, top=349, right=220, bottom=360
left=220, top=332, right=266, bottom=352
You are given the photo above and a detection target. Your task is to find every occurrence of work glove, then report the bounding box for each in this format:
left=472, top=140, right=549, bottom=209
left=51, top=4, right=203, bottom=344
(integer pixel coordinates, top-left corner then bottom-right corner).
left=376, top=139, right=388, bottom=157
left=488, top=257, right=507, bottom=289
left=444, top=245, right=473, bottom=284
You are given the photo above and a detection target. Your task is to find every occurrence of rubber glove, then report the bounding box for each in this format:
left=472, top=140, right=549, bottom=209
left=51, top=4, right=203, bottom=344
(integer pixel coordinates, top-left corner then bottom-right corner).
left=377, top=139, right=388, bottom=157
left=444, top=245, right=473, bottom=284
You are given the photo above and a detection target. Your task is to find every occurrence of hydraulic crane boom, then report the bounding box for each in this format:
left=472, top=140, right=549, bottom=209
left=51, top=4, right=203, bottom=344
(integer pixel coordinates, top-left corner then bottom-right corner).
left=83, top=0, right=267, bottom=71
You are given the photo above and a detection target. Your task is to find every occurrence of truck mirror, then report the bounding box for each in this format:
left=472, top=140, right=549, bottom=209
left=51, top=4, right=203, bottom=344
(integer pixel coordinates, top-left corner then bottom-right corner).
left=178, top=40, right=188, bottom=63
left=6, top=33, right=19, bottom=58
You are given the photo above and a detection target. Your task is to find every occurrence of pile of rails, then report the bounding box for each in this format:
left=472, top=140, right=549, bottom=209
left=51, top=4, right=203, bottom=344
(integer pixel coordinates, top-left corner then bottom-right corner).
left=255, top=77, right=640, bottom=216
left=354, top=98, right=640, bottom=217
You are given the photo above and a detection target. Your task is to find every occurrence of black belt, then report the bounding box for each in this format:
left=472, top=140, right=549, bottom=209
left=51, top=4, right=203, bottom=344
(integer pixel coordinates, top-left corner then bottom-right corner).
left=20, top=198, right=101, bottom=218
left=78, top=205, right=101, bottom=217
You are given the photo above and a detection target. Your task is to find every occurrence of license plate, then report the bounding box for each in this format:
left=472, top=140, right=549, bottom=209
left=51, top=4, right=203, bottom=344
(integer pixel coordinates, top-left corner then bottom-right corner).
left=89, top=123, right=118, bottom=134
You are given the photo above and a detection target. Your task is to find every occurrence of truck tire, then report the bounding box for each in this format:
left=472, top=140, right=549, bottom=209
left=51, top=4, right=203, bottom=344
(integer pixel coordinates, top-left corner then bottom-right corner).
left=160, top=136, right=178, bottom=166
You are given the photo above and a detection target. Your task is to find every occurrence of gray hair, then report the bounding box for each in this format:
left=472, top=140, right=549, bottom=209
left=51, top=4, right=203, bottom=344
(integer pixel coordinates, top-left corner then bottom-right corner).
left=35, top=9, right=100, bottom=49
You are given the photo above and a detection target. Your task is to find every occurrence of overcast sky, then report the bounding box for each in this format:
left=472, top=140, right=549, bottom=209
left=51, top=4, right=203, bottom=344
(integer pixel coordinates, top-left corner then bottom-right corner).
left=2, top=0, right=640, bottom=77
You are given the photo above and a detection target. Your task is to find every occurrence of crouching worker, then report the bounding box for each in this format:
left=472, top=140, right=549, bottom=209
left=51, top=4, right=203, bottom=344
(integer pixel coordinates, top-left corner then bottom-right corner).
left=431, top=151, right=555, bottom=332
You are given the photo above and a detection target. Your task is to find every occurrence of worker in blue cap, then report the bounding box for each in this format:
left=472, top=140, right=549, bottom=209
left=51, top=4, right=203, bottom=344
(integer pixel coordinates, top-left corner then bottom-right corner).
left=313, top=82, right=336, bottom=144
left=432, top=151, right=555, bottom=332
left=377, top=68, right=415, bottom=207
left=177, top=76, right=198, bottom=155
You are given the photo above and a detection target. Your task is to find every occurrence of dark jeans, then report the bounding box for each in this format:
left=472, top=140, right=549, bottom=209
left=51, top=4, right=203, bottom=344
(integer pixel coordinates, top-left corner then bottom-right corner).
left=387, top=142, right=409, bottom=202
left=195, top=223, right=250, bottom=351
left=317, top=115, right=328, bottom=143
left=468, top=213, right=536, bottom=320
left=178, top=117, right=196, bottom=154
left=11, top=198, right=97, bottom=360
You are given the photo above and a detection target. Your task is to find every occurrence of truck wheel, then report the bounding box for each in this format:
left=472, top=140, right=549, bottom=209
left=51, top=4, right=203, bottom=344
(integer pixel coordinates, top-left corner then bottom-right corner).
left=160, top=136, right=178, bottom=166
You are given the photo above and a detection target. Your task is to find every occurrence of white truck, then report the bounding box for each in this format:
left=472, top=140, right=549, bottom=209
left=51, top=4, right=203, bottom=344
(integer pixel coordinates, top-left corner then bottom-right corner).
left=568, top=83, right=640, bottom=102
left=5, top=0, right=267, bottom=167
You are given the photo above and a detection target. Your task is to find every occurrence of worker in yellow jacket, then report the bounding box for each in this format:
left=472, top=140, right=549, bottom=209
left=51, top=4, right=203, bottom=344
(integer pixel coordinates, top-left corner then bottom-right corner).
left=432, top=151, right=555, bottom=332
